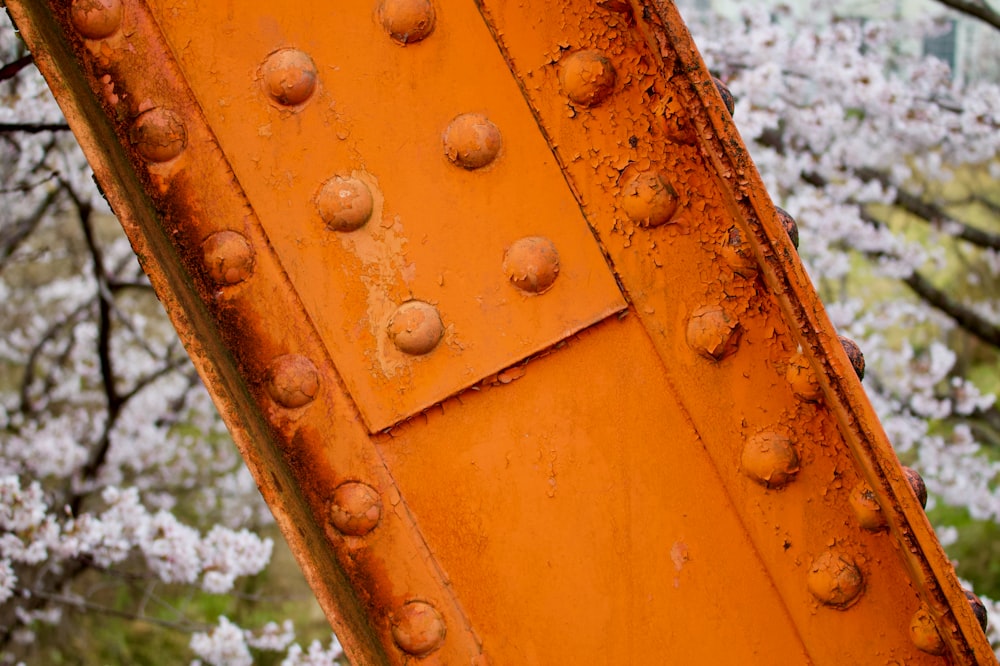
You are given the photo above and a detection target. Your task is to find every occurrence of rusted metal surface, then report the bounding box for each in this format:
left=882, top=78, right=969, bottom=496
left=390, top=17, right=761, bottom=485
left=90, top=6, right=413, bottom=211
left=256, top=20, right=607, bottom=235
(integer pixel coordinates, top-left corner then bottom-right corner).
left=8, top=0, right=996, bottom=663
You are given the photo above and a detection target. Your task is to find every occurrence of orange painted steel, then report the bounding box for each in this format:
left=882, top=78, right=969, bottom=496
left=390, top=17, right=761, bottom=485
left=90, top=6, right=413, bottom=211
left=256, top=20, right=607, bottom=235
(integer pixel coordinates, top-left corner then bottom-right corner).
left=9, top=0, right=996, bottom=663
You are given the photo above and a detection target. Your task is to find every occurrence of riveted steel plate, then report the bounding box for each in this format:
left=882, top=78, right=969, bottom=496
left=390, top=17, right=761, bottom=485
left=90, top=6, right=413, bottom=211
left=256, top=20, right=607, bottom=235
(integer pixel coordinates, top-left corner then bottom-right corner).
left=144, top=0, right=626, bottom=431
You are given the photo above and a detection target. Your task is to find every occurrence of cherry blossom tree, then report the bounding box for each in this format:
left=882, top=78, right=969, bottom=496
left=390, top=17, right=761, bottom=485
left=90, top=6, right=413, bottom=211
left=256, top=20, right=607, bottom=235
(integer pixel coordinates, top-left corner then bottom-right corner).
left=679, top=0, right=1000, bottom=647
left=0, top=0, right=998, bottom=662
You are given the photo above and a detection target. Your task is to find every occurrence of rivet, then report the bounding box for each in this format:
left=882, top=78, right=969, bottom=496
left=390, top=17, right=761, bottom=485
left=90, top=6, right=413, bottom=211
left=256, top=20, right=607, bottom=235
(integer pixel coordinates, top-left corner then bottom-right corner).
left=379, top=0, right=436, bottom=45
left=838, top=335, right=865, bottom=380
left=720, top=226, right=758, bottom=278
left=130, top=108, right=186, bottom=163
left=70, top=0, right=123, bottom=39
left=266, top=355, right=319, bottom=408
left=620, top=168, right=678, bottom=228
left=391, top=601, right=446, bottom=657
left=741, top=432, right=800, bottom=489
left=807, top=550, right=864, bottom=609
left=316, top=176, right=374, bottom=232
left=388, top=301, right=443, bottom=356
left=202, top=231, right=255, bottom=285
left=502, top=236, right=560, bottom=294
left=848, top=481, right=886, bottom=531
left=965, top=589, right=989, bottom=632
left=902, top=466, right=928, bottom=509
left=261, top=49, right=317, bottom=106
left=786, top=352, right=821, bottom=402
left=686, top=305, right=740, bottom=361
left=560, top=50, right=616, bottom=107
left=443, top=113, right=502, bottom=169
left=712, top=77, right=735, bottom=116
left=329, top=482, right=382, bottom=537
left=910, top=606, right=946, bottom=655
left=776, top=206, right=799, bottom=249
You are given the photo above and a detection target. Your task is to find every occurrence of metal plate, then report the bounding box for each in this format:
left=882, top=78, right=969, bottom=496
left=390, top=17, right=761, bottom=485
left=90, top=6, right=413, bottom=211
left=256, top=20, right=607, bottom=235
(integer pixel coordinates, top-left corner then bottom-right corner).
left=146, top=0, right=626, bottom=431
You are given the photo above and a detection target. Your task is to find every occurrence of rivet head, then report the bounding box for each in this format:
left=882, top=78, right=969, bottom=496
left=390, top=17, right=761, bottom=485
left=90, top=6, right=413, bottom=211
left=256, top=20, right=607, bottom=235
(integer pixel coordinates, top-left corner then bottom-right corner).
left=316, top=176, right=374, bottom=232
left=742, top=432, right=800, bottom=489
left=388, top=301, right=444, bottom=356
left=443, top=113, right=502, bottom=169
left=776, top=206, right=799, bottom=249
left=130, top=108, right=186, bottom=163
left=901, top=466, right=928, bottom=508
left=202, top=231, right=255, bottom=285
left=379, top=0, right=436, bottom=44
left=266, top=355, right=319, bottom=408
left=849, top=481, right=886, bottom=531
left=786, top=352, right=821, bottom=402
left=503, top=236, right=560, bottom=294
left=720, top=226, right=758, bottom=278
left=71, top=0, right=123, bottom=39
left=620, top=168, right=678, bottom=228
left=261, top=49, right=317, bottom=106
left=329, top=482, right=381, bottom=537
left=965, top=589, right=989, bottom=632
left=686, top=305, right=741, bottom=361
left=712, top=77, right=735, bottom=116
left=910, top=606, right=946, bottom=655
left=560, top=50, right=616, bottom=107
left=838, top=335, right=865, bottom=380
left=807, top=551, right=864, bottom=609
left=391, top=601, right=446, bottom=656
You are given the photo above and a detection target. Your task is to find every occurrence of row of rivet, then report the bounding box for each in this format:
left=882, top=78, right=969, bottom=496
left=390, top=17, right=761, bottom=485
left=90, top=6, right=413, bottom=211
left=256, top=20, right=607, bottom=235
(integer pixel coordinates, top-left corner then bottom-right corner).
left=539, top=14, right=987, bottom=658
left=68, top=0, right=451, bottom=656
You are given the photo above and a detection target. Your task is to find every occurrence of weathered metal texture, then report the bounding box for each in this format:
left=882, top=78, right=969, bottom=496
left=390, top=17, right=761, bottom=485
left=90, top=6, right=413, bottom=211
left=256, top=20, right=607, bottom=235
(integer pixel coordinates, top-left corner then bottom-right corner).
left=8, top=0, right=996, bottom=663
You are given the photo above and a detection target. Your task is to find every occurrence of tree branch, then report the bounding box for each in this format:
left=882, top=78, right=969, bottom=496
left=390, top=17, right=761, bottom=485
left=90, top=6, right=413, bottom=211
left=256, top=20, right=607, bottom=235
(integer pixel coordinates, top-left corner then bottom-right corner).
left=0, top=122, right=70, bottom=133
left=932, top=0, right=1000, bottom=31
left=0, top=54, right=33, bottom=82
left=903, top=271, right=1000, bottom=348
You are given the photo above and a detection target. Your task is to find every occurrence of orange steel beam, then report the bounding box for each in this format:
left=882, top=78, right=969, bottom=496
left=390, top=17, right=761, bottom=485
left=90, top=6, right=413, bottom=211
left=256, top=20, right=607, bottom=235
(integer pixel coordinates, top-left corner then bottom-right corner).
left=7, top=0, right=995, bottom=663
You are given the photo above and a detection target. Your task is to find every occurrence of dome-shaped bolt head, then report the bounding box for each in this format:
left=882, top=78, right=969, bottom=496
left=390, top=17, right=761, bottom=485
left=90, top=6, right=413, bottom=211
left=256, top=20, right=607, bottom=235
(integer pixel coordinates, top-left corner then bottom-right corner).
left=902, top=466, right=928, bottom=509
left=265, top=355, right=319, bottom=409
left=775, top=206, right=799, bottom=249
left=202, top=231, right=255, bottom=285
left=849, top=481, right=886, bottom=531
left=712, top=77, right=734, bottom=115
left=965, top=589, right=988, bottom=632
left=838, top=335, right=865, bottom=380
left=391, top=601, right=446, bottom=656
left=910, top=605, right=946, bottom=655
left=560, top=50, right=616, bottom=107
left=807, top=550, right=864, bottom=609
